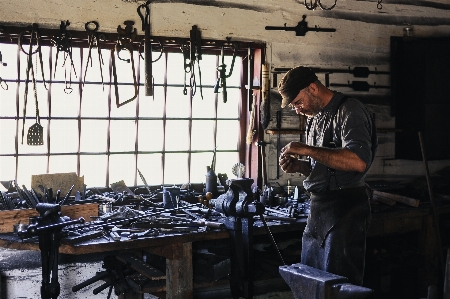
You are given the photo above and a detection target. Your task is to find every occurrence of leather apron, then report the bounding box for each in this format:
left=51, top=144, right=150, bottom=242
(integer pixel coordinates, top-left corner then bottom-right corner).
left=301, top=186, right=371, bottom=286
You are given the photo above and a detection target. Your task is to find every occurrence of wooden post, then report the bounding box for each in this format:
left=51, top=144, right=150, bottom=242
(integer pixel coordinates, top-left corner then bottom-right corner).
left=166, top=242, right=193, bottom=299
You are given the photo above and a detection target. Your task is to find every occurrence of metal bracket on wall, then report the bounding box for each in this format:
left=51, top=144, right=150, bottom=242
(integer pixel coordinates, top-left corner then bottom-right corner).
left=265, top=15, right=336, bottom=37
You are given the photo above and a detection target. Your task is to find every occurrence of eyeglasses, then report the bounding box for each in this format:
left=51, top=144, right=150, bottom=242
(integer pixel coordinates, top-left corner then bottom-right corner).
left=288, top=90, right=305, bottom=110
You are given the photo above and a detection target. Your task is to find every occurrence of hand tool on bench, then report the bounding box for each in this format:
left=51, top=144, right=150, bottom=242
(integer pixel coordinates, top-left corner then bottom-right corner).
left=127, top=228, right=159, bottom=239
left=265, top=206, right=294, bottom=218
left=22, top=185, right=38, bottom=207
left=0, top=191, right=15, bottom=210
left=182, top=208, right=224, bottom=229
left=137, top=168, right=153, bottom=195
left=14, top=181, right=32, bottom=208
left=58, top=184, right=74, bottom=206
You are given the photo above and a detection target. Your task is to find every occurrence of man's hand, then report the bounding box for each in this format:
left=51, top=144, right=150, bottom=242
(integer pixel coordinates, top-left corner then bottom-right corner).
left=282, top=141, right=367, bottom=173
left=279, top=154, right=311, bottom=176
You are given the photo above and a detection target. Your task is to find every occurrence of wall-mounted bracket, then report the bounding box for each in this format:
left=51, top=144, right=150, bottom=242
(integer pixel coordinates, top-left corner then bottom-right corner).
left=265, top=15, right=336, bottom=37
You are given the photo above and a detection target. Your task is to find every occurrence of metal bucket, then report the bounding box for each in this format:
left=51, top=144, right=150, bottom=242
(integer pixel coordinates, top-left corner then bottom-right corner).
left=163, top=187, right=180, bottom=209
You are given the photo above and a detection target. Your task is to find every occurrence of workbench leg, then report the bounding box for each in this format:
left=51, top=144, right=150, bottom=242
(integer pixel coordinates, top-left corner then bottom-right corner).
left=166, top=242, right=193, bottom=299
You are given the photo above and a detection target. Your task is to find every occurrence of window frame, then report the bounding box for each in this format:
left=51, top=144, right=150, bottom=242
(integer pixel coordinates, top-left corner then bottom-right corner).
left=0, top=25, right=265, bottom=187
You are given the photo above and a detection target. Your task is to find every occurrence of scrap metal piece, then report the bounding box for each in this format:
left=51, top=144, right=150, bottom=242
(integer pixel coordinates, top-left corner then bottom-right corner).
left=137, top=169, right=152, bottom=195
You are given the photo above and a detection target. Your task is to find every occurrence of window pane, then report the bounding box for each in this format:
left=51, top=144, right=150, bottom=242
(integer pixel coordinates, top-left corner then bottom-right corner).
left=49, top=155, right=77, bottom=174
left=165, top=120, right=189, bottom=151
left=166, top=53, right=185, bottom=85
left=17, top=156, right=47, bottom=187
left=50, top=83, right=80, bottom=117
left=191, top=120, right=215, bottom=151
left=110, top=120, right=136, bottom=152
left=0, top=120, right=16, bottom=154
left=111, top=84, right=138, bottom=117
left=139, top=86, right=165, bottom=117
left=192, top=88, right=217, bottom=118
left=80, top=120, right=107, bottom=152
left=216, top=120, right=239, bottom=150
left=216, top=151, right=239, bottom=179
left=224, top=56, right=242, bottom=87
left=190, top=152, right=214, bottom=184
left=52, top=47, right=82, bottom=83
left=82, top=48, right=109, bottom=85
left=0, top=44, right=18, bottom=80
left=0, top=83, right=18, bottom=116
left=166, top=87, right=190, bottom=118
left=0, top=156, right=16, bottom=183
left=145, top=50, right=166, bottom=86
left=138, top=120, right=163, bottom=151
left=217, top=88, right=240, bottom=118
left=17, top=80, right=49, bottom=118
left=80, top=84, right=109, bottom=117
left=164, top=153, right=188, bottom=184
left=50, top=120, right=78, bottom=153
left=112, top=50, right=139, bottom=84
left=18, top=119, right=48, bottom=154
left=1, top=38, right=248, bottom=188
left=137, top=154, right=162, bottom=185
left=109, top=154, right=136, bottom=187
left=80, top=155, right=107, bottom=187
left=198, top=55, right=218, bottom=87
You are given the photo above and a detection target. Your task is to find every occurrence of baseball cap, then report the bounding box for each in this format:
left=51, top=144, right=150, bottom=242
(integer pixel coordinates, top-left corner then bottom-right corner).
left=278, top=66, right=318, bottom=108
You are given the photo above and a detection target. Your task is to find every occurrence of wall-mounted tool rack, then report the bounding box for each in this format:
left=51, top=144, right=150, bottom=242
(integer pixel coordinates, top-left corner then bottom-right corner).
left=0, top=24, right=264, bottom=54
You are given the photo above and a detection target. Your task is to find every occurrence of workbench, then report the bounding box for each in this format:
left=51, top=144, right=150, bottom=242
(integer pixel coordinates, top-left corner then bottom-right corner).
left=0, top=203, right=448, bottom=299
left=0, top=216, right=306, bottom=299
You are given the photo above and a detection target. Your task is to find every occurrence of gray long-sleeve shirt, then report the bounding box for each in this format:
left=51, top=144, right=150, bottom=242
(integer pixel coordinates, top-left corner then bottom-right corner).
left=303, top=92, right=375, bottom=193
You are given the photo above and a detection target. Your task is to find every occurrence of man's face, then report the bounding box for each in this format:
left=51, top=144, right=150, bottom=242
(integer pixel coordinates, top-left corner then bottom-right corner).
left=288, top=86, right=323, bottom=117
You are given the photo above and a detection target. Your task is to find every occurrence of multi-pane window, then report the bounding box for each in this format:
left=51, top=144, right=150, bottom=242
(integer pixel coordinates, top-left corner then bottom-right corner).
left=0, top=32, right=258, bottom=189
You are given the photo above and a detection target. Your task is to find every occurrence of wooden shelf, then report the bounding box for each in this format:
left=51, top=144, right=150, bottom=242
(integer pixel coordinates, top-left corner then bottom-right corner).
left=265, top=128, right=402, bottom=135
left=265, top=129, right=305, bottom=135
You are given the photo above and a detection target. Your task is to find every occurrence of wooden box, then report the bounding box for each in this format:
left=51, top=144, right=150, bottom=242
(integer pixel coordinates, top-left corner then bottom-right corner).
left=0, top=203, right=98, bottom=233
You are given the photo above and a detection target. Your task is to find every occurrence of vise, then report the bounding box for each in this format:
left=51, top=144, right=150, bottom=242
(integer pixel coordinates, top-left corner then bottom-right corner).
left=209, top=178, right=264, bottom=299
left=210, top=178, right=264, bottom=218
left=279, top=263, right=373, bottom=299
left=18, top=203, right=85, bottom=299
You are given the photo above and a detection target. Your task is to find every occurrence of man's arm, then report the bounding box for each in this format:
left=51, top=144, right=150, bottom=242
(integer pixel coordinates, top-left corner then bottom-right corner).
left=281, top=142, right=367, bottom=173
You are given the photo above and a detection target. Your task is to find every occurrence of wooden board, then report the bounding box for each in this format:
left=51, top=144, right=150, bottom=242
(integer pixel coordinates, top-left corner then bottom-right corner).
left=0, top=203, right=98, bottom=233
left=373, top=190, right=420, bottom=207
left=31, top=172, right=84, bottom=197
